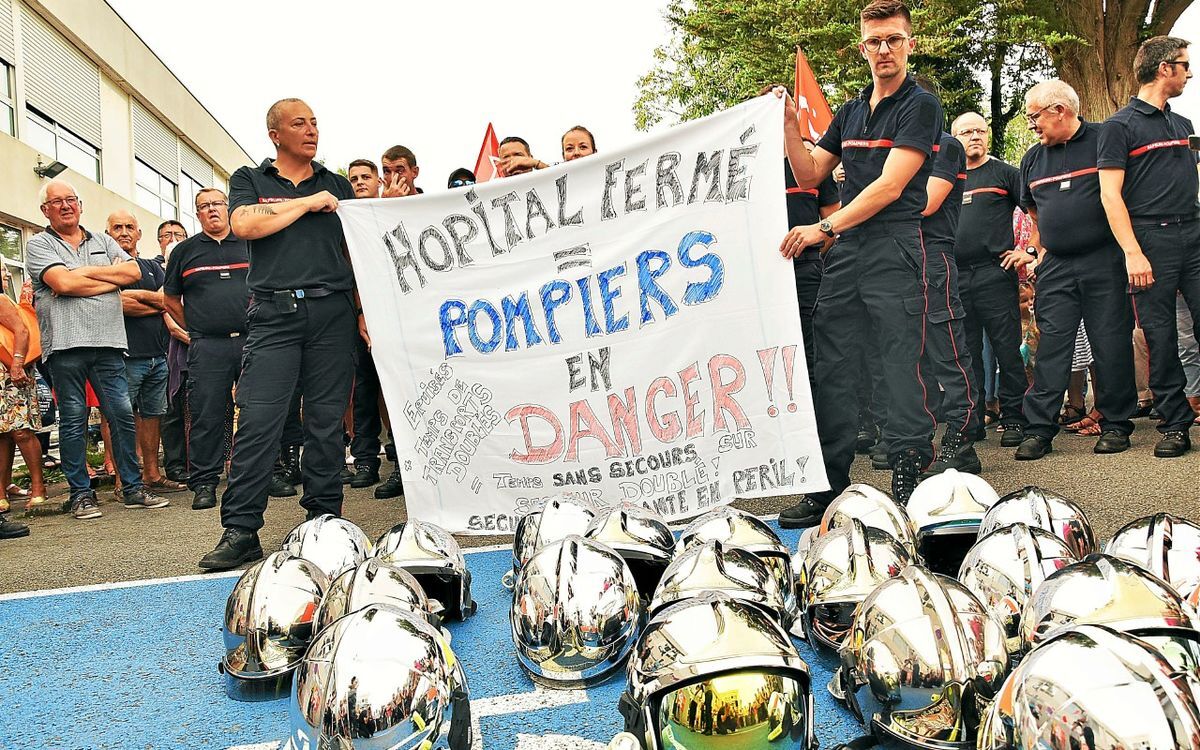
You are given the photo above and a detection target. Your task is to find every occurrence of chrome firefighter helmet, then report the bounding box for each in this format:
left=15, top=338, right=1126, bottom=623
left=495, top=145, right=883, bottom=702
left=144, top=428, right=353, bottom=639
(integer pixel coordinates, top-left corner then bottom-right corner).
left=281, top=514, right=372, bottom=579
left=906, top=469, right=999, bottom=575
left=510, top=535, right=642, bottom=687
left=980, top=486, right=1096, bottom=559
left=979, top=624, right=1200, bottom=750
left=1105, top=513, right=1200, bottom=600
left=800, top=518, right=911, bottom=650
left=374, top=519, right=476, bottom=621
left=818, top=484, right=919, bottom=559
left=958, top=523, right=1077, bottom=655
left=584, top=503, right=675, bottom=598
left=618, top=593, right=817, bottom=750
left=678, top=506, right=797, bottom=614
left=283, top=603, right=473, bottom=750
left=222, top=551, right=328, bottom=695
left=316, top=558, right=442, bottom=633
left=503, top=496, right=597, bottom=589
left=650, top=538, right=789, bottom=627
left=838, top=565, right=1009, bottom=750
left=1020, top=553, right=1199, bottom=657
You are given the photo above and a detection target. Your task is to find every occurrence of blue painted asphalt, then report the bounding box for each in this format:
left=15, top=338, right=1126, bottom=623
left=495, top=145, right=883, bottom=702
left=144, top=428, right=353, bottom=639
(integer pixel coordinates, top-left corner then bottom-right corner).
left=0, top=523, right=861, bottom=749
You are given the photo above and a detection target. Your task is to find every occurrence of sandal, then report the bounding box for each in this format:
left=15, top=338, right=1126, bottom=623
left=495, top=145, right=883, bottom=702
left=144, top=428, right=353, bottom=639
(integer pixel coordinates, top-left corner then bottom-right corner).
left=1057, top=405, right=1086, bottom=425
left=1132, top=401, right=1155, bottom=419
left=0, top=497, right=7, bottom=513
left=42, top=455, right=60, bottom=470
left=983, top=409, right=1001, bottom=426
left=6, top=483, right=29, bottom=498
left=24, top=495, right=46, bottom=513
left=1065, top=410, right=1102, bottom=436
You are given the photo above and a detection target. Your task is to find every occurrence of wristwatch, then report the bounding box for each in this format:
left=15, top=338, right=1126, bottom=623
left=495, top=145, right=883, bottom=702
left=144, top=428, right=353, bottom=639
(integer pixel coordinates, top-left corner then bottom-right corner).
left=1025, top=246, right=1039, bottom=258
left=819, top=219, right=835, bottom=238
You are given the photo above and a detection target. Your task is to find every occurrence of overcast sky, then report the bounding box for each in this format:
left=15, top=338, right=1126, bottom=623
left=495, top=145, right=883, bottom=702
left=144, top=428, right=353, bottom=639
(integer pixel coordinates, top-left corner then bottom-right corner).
left=105, top=0, right=674, bottom=187
left=106, top=0, right=1200, bottom=186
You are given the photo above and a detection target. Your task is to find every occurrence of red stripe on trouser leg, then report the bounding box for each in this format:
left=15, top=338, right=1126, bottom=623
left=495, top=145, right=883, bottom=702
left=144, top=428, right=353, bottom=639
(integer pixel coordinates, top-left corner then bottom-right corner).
left=915, top=229, right=940, bottom=445
left=942, top=253, right=976, bottom=434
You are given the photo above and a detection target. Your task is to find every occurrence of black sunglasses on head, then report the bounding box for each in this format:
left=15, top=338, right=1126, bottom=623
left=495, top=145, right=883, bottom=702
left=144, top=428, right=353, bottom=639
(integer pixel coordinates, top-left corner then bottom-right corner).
left=450, top=178, right=475, bottom=188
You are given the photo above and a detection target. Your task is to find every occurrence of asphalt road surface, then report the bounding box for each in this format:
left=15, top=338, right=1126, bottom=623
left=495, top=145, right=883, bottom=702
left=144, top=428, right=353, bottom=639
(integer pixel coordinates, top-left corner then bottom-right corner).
left=2, top=420, right=1196, bottom=595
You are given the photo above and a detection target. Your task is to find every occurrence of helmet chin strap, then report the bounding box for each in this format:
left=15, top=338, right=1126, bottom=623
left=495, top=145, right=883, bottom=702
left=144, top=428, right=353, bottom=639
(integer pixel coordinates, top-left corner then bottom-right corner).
left=448, top=688, right=473, bottom=749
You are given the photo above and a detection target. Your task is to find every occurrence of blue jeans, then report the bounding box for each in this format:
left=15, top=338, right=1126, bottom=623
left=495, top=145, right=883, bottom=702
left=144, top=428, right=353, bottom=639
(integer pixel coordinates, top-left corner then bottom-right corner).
left=49, top=347, right=143, bottom=499
left=124, top=355, right=169, bottom=416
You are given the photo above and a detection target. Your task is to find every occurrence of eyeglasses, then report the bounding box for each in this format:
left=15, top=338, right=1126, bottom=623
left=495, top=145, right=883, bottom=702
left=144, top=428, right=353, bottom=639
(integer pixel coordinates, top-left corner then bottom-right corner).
left=955, top=127, right=988, bottom=137
left=1164, top=60, right=1191, bottom=72
left=42, top=196, right=80, bottom=209
left=1025, top=103, right=1060, bottom=126
left=196, top=200, right=228, bottom=212
left=158, top=230, right=187, bottom=240
left=861, top=34, right=910, bottom=53
left=449, top=179, right=475, bottom=188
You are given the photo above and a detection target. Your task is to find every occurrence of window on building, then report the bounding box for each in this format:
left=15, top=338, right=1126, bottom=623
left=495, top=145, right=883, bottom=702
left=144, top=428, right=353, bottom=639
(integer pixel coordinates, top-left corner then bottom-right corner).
left=24, top=107, right=100, bottom=182
left=179, top=172, right=205, bottom=235
left=135, top=158, right=178, bottom=221
left=0, top=225, right=24, bottom=300
left=0, top=62, right=14, bottom=137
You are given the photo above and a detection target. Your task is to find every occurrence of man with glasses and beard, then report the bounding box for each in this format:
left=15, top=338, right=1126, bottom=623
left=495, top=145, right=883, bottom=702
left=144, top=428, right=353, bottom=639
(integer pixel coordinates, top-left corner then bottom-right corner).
left=163, top=189, right=249, bottom=511
left=775, top=0, right=944, bottom=523
left=1098, top=36, right=1200, bottom=457
left=1014, top=79, right=1138, bottom=460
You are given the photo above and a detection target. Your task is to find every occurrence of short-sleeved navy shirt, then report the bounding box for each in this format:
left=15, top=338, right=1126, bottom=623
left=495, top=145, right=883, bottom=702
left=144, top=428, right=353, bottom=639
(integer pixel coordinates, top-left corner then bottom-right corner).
left=817, top=74, right=943, bottom=226
left=163, top=232, right=251, bottom=337
left=954, top=157, right=1022, bottom=265
left=784, top=159, right=840, bottom=248
left=921, top=133, right=967, bottom=244
left=1097, top=96, right=1200, bottom=219
left=228, top=159, right=355, bottom=294
left=1020, top=119, right=1117, bottom=255
left=122, top=256, right=169, bottom=359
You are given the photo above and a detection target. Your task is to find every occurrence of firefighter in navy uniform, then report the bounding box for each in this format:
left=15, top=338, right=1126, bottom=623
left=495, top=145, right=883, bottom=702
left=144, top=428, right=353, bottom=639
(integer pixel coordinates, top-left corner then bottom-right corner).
left=917, top=128, right=981, bottom=475
left=1098, top=36, right=1200, bottom=458
left=777, top=0, right=944, bottom=526
left=950, top=111, right=1031, bottom=449
left=162, top=188, right=249, bottom=511
left=782, top=145, right=841, bottom=383
left=199, top=98, right=359, bottom=571
left=1015, top=80, right=1137, bottom=461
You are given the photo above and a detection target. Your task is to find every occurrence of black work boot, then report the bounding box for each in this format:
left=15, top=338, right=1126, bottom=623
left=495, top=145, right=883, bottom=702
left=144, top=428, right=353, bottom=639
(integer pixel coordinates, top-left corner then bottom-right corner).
left=779, top=497, right=828, bottom=529
left=999, top=423, right=1025, bottom=448
left=890, top=449, right=926, bottom=506
left=922, top=432, right=982, bottom=477
left=1093, top=430, right=1131, bottom=454
left=374, top=467, right=404, bottom=499
left=192, top=484, right=217, bottom=510
left=279, top=445, right=302, bottom=485
left=0, top=512, right=30, bottom=539
left=1153, top=430, right=1191, bottom=458
left=870, top=442, right=890, bottom=470
left=198, top=527, right=263, bottom=571
left=267, top=473, right=297, bottom=498
left=349, top=463, right=380, bottom=489
left=1014, top=435, right=1053, bottom=460
left=855, top=426, right=878, bottom=455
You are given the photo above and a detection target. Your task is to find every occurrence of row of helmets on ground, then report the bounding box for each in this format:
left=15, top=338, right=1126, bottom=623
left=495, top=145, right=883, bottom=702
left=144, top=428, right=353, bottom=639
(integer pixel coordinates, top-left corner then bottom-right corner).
left=787, top=469, right=1200, bottom=750
left=505, top=496, right=819, bottom=749
left=220, top=514, right=478, bottom=750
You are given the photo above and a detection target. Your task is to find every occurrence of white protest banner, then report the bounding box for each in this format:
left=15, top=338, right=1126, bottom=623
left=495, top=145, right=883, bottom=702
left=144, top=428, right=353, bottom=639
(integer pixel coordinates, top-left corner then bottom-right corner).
left=338, top=95, right=828, bottom=534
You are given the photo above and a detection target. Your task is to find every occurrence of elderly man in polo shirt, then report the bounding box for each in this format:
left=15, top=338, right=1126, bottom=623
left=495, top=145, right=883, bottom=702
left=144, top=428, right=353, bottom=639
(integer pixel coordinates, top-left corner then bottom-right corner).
left=25, top=180, right=170, bottom=519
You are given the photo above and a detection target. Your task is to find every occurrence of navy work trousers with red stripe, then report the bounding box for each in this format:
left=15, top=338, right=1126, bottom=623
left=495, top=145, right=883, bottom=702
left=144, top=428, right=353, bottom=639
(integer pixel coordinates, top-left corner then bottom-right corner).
left=1131, top=218, right=1200, bottom=433
left=1023, top=246, right=1136, bottom=440
left=186, top=334, right=243, bottom=489
left=959, top=259, right=1027, bottom=430
left=919, top=238, right=980, bottom=440
left=810, top=221, right=935, bottom=504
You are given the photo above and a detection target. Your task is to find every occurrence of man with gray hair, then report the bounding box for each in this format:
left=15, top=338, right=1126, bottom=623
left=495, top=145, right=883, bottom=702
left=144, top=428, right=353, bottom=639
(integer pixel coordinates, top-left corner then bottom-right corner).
left=1098, top=35, right=1199, bottom=457
left=25, top=180, right=171, bottom=518
left=1014, top=79, right=1138, bottom=460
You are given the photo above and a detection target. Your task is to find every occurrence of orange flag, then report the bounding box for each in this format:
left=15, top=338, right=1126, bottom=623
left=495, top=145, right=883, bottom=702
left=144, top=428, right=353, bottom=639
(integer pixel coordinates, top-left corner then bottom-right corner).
left=794, top=47, right=833, bottom=141
left=473, top=122, right=501, bottom=183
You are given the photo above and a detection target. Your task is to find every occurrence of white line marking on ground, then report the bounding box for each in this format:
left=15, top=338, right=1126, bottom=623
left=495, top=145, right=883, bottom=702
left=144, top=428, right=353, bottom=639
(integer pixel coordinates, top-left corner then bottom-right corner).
left=0, top=569, right=242, bottom=601
left=226, top=743, right=280, bottom=750
left=516, top=734, right=607, bottom=749
left=471, top=685, right=590, bottom=749
left=0, top=513, right=784, bottom=601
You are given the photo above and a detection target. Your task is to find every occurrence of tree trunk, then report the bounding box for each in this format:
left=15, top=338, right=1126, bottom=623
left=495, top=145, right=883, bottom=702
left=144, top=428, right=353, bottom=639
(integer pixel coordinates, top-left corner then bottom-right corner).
left=990, top=42, right=1008, bottom=156
left=1050, top=0, right=1194, bottom=120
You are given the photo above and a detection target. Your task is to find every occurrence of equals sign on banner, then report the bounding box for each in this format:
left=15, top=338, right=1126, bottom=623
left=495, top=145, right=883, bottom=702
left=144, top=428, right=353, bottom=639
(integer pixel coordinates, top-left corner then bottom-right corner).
left=554, top=243, right=592, bottom=273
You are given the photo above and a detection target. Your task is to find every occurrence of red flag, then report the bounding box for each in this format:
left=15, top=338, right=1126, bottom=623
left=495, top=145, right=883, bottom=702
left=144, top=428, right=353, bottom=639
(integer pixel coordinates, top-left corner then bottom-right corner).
left=473, top=122, right=501, bottom=183
left=794, top=47, right=833, bottom=141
